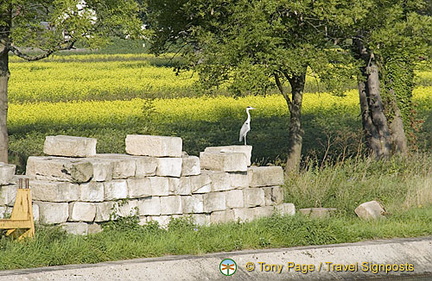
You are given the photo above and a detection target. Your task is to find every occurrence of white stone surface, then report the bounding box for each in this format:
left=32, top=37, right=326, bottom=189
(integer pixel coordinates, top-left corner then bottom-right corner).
left=200, top=152, right=247, bottom=172
left=207, top=171, right=231, bottom=192
left=61, top=222, right=89, bottom=235
left=117, top=200, right=139, bottom=217
left=355, top=201, right=386, bottom=219
left=36, top=202, right=69, bottom=224
left=104, top=180, right=128, bottom=200
left=181, top=156, right=200, bottom=176
left=178, top=177, right=192, bottom=195
left=127, top=178, right=151, bottom=198
left=233, top=208, right=255, bottom=222
left=86, top=158, right=113, bottom=182
left=95, top=202, right=115, bottom=222
left=26, top=156, right=93, bottom=183
left=43, top=135, right=97, bottom=158
left=0, top=163, right=15, bottom=185
left=125, top=135, right=182, bottom=157
left=210, top=209, right=234, bottom=224
left=228, top=172, right=249, bottom=189
left=190, top=213, right=210, bottom=226
left=32, top=203, right=39, bottom=222
left=69, top=202, right=96, bottom=222
left=0, top=184, right=17, bottom=206
left=155, top=158, right=182, bottom=177
left=149, top=177, right=169, bottom=196
left=80, top=182, right=104, bottom=202
left=263, top=186, right=284, bottom=206
left=204, top=145, right=252, bottom=166
left=31, top=180, right=80, bottom=202
left=226, top=190, right=244, bottom=209
left=248, top=166, right=284, bottom=187
left=160, top=196, right=182, bottom=215
left=190, top=174, right=211, bottom=194
left=138, top=197, right=161, bottom=216
left=203, top=192, right=226, bottom=212
left=274, top=203, right=296, bottom=216
left=182, top=195, right=204, bottom=213
left=243, top=188, right=265, bottom=207
left=134, top=156, right=157, bottom=177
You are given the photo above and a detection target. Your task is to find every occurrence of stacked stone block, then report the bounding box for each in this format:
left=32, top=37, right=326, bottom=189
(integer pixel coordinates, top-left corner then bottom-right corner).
left=1, top=135, right=294, bottom=235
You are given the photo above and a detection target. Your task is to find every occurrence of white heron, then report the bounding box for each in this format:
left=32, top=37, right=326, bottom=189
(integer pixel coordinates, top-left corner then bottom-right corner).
left=239, top=106, right=255, bottom=145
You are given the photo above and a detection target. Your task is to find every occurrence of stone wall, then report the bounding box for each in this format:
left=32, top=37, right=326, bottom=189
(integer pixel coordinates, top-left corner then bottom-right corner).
left=0, top=135, right=294, bottom=235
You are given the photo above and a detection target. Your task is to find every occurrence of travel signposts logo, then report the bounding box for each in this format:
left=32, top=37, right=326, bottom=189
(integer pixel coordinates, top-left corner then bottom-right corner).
left=220, top=258, right=237, bottom=276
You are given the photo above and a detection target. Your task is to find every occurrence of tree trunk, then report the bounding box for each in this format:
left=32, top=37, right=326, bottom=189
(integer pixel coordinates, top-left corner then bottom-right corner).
left=358, top=60, right=392, bottom=159
left=387, top=91, right=408, bottom=155
left=0, top=6, right=11, bottom=163
left=285, top=71, right=306, bottom=173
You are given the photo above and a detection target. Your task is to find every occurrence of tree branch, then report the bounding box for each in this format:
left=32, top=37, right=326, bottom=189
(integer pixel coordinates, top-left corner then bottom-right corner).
left=274, top=72, right=293, bottom=111
left=9, top=40, right=77, bottom=61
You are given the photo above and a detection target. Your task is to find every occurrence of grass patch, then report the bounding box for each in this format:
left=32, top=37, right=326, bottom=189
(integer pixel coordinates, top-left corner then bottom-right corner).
left=0, top=206, right=431, bottom=270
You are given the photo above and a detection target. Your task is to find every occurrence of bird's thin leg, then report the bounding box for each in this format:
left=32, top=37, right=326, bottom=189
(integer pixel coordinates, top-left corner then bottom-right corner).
left=244, top=134, right=247, bottom=145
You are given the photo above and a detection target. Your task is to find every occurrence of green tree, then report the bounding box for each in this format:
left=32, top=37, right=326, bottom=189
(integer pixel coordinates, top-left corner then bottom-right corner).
left=146, top=0, right=360, bottom=172
left=348, top=0, right=432, bottom=158
left=0, top=0, right=143, bottom=162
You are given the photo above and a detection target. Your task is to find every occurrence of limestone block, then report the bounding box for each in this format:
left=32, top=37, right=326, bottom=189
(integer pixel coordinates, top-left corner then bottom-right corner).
left=274, top=203, right=296, bottom=216
left=86, top=158, right=113, bottom=182
left=203, top=192, right=226, bottom=212
left=234, top=206, right=274, bottom=222
left=43, top=135, right=97, bottom=157
left=95, top=202, right=115, bottom=222
left=144, top=215, right=171, bottom=228
left=190, top=214, right=210, bottom=226
left=226, top=190, right=244, bottom=209
left=93, top=154, right=136, bottom=179
left=233, top=208, right=255, bottom=222
left=228, top=172, right=249, bottom=189
left=32, top=203, right=39, bottom=222
left=200, top=152, right=247, bottom=172
left=178, top=177, right=192, bottom=195
left=181, top=156, right=200, bottom=176
left=155, top=158, right=182, bottom=177
left=111, top=156, right=136, bottom=179
left=263, top=186, right=284, bottom=206
left=134, top=156, right=157, bottom=177
left=80, top=182, right=104, bottom=202
left=210, top=209, right=235, bottom=224
left=253, top=206, right=275, bottom=219
left=88, top=223, right=103, bottom=234
left=69, top=202, right=96, bottom=222
left=0, top=206, right=10, bottom=219
left=61, top=222, right=88, bottom=235
left=127, top=178, right=151, bottom=198
left=117, top=200, right=139, bottom=217
left=31, top=180, right=80, bottom=202
left=104, top=180, right=128, bottom=200
left=248, top=166, right=284, bottom=187
left=204, top=145, right=252, bottom=166
left=160, top=196, right=182, bottom=215
left=138, top=197, right=161, bottom=216
left=0, top=184, right=17, bottom=206
left=190, top=174, right=211, bottom=194
left=26, top=156, right=93, bottom=183
left=243, top=188, right=265, bottom=207
left=168, top=178, right=180, bottom=195
left=299, top=208, right=337, bottom=218
left=149, top=177, right=170, bottom=196
left=182, top=195, right=204, bottom=213
left=207, top=171, right=231, bottom=192
left=0, top=163, right=15, bottom=185
left=125, top=135, right=182, bottom=157
left=36, top=202, right=69, bottom=224
left=355, top=201, right=386, bottom=219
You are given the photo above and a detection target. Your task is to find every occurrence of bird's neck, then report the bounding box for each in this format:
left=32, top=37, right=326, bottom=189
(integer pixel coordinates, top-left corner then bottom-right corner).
left=246, top=109, right=251, bottom=122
